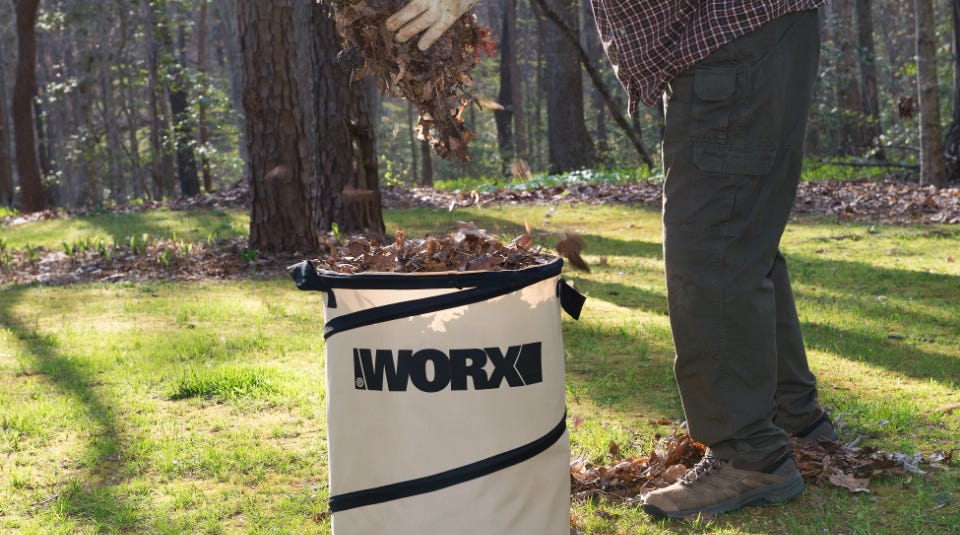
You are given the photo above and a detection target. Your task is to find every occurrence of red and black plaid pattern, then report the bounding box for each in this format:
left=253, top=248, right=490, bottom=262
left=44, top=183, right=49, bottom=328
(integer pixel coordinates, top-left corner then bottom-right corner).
left=590, top=0, right=826, bottom=111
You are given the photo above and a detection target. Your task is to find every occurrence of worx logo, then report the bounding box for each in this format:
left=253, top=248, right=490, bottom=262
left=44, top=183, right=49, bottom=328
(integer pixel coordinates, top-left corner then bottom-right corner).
left=352, top=342, right=543, bottom=392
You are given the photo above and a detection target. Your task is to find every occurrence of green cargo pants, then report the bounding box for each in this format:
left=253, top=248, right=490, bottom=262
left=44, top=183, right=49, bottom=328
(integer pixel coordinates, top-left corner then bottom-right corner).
left=661, top=9, right=822, bottom=462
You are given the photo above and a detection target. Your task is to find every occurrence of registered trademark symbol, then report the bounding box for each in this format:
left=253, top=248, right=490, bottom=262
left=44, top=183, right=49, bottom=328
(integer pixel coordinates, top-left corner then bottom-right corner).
left=355, top=377, right=365, bottom=388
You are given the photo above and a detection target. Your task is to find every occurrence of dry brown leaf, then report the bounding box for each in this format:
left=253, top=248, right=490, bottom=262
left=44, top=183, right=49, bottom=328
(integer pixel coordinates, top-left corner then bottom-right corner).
left=828, top=471, right=871, bottom=493
left=571, top=414, right=586, bottom=430
left=556, top=233, right=590, bottom=272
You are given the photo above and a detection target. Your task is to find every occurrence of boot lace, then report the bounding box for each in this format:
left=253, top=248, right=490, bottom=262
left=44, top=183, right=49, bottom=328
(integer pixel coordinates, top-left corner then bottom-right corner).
left=680, top=455, right=725, bottom=486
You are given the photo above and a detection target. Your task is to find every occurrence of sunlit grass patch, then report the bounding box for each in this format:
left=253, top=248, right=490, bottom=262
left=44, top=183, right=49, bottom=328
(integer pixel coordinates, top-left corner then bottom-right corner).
left=168, top=365, right=280, bottom=401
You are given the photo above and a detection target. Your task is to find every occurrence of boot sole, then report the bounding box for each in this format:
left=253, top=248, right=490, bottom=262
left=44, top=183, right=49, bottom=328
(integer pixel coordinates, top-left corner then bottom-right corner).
left=642, top=473, right=805, bottom=521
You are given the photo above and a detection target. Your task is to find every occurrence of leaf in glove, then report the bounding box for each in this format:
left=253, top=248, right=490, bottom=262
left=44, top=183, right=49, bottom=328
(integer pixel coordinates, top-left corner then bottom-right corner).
left=327, top=0, right=495, bottom=161
left=556, top=233, right=590, bottom=272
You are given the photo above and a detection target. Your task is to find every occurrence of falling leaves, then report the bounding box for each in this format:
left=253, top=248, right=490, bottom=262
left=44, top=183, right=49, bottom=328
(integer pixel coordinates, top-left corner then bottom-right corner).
left=326, top=0, right=495, bottom=161
left=556, top=233, right=590, bottom=272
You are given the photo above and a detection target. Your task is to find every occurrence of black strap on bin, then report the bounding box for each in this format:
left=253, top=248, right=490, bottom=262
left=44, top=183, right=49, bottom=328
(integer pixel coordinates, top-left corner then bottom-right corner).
left=327, top=411, right=567, bottom=514
left=289, top=259, right=585, bottom=339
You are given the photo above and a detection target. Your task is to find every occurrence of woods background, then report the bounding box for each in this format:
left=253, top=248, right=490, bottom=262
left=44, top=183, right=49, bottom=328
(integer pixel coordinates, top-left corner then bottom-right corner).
left=1, top=0, right=959, bottom=227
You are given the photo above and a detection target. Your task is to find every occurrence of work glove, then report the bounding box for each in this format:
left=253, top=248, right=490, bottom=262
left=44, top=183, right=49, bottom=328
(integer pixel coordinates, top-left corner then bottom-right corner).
left=386, top=0, right=479, bottom=51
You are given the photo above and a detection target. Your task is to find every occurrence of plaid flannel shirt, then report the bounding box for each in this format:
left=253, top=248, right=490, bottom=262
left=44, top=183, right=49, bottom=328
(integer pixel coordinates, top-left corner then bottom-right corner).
left=590, top=0, right=826, bottom=112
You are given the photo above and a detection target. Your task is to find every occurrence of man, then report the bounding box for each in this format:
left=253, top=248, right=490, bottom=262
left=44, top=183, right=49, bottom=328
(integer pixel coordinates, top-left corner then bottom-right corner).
left=388, top=0, right=838, bottom=521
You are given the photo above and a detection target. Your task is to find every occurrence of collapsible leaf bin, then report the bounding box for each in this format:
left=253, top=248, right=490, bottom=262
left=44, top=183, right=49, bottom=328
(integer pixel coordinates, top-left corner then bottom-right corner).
left=290, top=258, right=584, bottom=535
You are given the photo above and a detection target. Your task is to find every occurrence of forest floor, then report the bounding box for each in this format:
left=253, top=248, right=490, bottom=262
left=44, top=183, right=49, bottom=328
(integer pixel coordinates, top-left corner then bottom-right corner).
left=2, top=178, right=959, bottom=287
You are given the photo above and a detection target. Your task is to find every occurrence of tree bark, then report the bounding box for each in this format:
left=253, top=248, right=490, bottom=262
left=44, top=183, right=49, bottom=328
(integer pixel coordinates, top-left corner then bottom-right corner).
left=198, top=0, right=213, bottom=192
left=143, top=0, right=177, bottom=199
left=946, top=0, right=960, bottom=183
left=13, top=0, right=44, bottom=213
left=494, top=0, right=517, bottom=175
left=855, top=0, right=884, bottom=160
left=420, top=139, right=433, bottom=186
left=315, top=4, right=384, bottom=235
left=0, top=36, right=14, bottom=208
left=834, top=0, right=866, bottom=156
left=532, top=0, right=654, bottom=169
left=161, top=5, right=200, bottom=197
left=239, top=1, right=320, bottom=252
left=915, top=0, right=946, bottom=186
left=537, top=0, right=594, bottom=173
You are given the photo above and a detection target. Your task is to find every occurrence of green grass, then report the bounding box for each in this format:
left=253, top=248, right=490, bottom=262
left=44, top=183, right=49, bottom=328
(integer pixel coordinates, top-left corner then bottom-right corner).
left=1, top=207, right=248, bottom=250
left=2, top=203, right=959, bottom=533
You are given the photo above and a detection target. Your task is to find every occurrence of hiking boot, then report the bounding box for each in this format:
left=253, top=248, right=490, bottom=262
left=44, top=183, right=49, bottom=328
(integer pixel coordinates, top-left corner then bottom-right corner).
left=642, top=451, right=804, bottom=520
left=790, top=407, right=839, bottom=442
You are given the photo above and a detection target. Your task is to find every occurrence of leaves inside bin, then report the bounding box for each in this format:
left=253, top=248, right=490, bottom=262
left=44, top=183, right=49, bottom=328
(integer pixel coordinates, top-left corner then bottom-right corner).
left=310, top=222, right=588, bottom=274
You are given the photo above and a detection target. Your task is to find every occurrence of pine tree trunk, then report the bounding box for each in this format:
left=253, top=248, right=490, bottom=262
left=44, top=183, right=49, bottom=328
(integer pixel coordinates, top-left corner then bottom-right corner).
left=495, top=0, right=515, bottom=175
left=13, top=0, right=45, bottom=213
left=915, top=0, right=947, bottom=186
left=239, top=1, right=321, bottom=252
left=944, top=0, right=960, bottom=183
left=835, top=0, right=866, bottom=156
left=315, top=2, right=384, bottom=234
left=162, top=7, right=200, bottom=197
left=539, top=0, right=594, bottom=173
left=420, top=140, right=433, bottom=186
left=508, top=0, right=527, bottom=164
left=0, top=36, right=14, bottom=208
left=856, top=0, right=884, bottom=160
left=97, top=4, right=125, bottom=201
left=198, top=0, right=213, bottom=193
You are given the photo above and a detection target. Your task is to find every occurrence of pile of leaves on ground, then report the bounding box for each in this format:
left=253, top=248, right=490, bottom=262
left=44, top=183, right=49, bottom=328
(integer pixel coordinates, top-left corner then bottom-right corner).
left=0, top=182, right=249, bottom=228
left=329, top=0, right=495, bottom=161
left=0, top=236, right=302, bottom=286
left=381, top=179, right=960, bottom=225
left=309, top=221, right=587, bottom=274
left=569, top=427, right=955, bottom=503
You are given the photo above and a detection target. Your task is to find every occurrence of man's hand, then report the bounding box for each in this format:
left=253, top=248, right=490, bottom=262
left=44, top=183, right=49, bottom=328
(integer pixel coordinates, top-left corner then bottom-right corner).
left=385, top=0, right=478, bottom=51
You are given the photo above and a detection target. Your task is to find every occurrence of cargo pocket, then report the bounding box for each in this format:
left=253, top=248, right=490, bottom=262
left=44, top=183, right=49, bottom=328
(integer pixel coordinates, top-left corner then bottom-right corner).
left=693, top=67, right=736, bottom=141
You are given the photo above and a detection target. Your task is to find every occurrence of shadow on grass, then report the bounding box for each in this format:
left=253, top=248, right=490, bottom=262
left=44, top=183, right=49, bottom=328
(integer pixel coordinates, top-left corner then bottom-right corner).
left=0, top=288, right=138, bottom=531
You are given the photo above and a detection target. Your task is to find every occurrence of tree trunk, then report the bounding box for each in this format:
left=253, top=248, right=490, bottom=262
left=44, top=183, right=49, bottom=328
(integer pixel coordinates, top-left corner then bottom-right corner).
left=856, top=0, right=884, bottom=160
left=118, top=5, right=145, bottom=199
left=163, top=6, right=200, bottom=197
left=538, top=0, right=594, bottom=173
left=0, top=36, right=13, bottom=208
left=315, top=4, right=384, bottom=234
left=582, top=0, right=608, bottom=161
left=239, top=1, right=320, bottom=252
left=97, top=2, right=125, bottom=200
left=945, top=0, right=960, bottom=183
left=198, top=0, right=213, bottom=192
left=834, top=0, right=866, bottom=156
left=494, top=0, right=516, bottom=175
left=420, top=140, right=433, bottom=186
left=533, top=0, right=654, bottom=169
left=143, top=0, right=177, bottom=199
left=13, top=0, right=44, bottom=213
left=212, top=0, right=250, bottom=183
left=915, top=0, right=946, bottom=186
left=509, top=0, right=527, bottom=164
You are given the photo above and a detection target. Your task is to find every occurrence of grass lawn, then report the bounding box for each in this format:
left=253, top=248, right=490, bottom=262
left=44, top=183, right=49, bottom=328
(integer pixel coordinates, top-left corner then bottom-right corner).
left=2, top=203, right=959, bottom=534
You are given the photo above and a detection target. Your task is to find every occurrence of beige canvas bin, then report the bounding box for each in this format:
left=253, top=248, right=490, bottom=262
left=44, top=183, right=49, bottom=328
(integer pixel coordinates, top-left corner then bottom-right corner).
left=291, top=258, right=584, bottom=534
